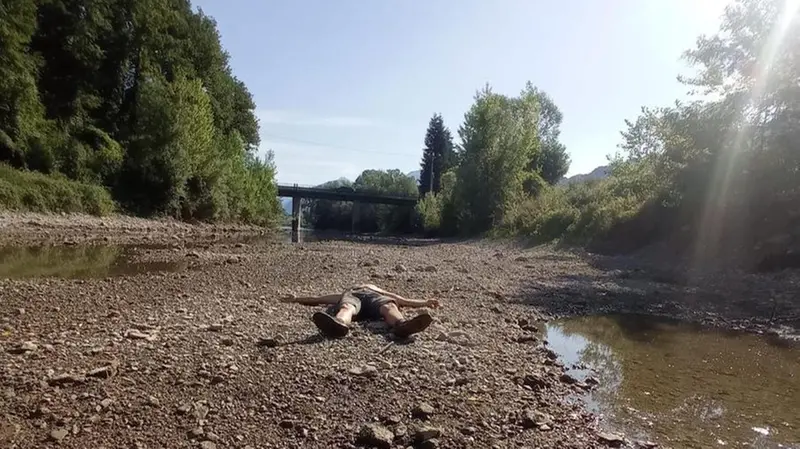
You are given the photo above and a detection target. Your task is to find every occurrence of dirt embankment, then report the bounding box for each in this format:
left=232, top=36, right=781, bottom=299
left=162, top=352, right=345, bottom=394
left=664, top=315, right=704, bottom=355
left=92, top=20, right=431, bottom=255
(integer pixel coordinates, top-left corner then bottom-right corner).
left=0, top=213, right=797, bottom=449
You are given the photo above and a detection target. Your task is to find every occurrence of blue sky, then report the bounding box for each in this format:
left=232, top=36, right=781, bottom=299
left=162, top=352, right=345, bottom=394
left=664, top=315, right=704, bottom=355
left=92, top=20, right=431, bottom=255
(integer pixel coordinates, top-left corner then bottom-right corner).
left=192, top=0, right=731, bottom=186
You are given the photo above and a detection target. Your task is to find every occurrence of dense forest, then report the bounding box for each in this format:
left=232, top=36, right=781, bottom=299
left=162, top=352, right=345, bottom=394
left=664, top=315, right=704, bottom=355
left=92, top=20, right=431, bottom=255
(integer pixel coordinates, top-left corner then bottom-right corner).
left=0, top=0, right=280, bottom=223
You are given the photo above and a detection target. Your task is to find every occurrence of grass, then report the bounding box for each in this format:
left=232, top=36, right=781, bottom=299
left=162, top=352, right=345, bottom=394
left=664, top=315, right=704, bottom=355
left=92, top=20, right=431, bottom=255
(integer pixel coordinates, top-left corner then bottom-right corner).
left=0, top=163, right=116, bottom=215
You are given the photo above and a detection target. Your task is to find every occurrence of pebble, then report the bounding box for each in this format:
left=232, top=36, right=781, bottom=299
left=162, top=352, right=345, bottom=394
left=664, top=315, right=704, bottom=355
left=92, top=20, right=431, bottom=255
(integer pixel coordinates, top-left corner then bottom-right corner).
left=412, top=402, right=435, bottom=419
left=199, top=441, right=217, bottom=449
left=49, top=428, right=69, bottom=441
left=356, top=423, right=393, bottom=449
left=414, top=425, right=442, bottom=442
left=348, top=364, right=378, bottom=378
left=598, top=431, right=626, bottom=447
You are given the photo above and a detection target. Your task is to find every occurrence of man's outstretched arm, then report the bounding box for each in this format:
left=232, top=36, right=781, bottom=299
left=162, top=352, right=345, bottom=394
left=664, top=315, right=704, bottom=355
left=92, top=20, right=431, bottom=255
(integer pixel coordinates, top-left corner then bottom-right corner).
left=360, top=284, right=440, bottom=309
left=280, top=294, right=342, bottom=306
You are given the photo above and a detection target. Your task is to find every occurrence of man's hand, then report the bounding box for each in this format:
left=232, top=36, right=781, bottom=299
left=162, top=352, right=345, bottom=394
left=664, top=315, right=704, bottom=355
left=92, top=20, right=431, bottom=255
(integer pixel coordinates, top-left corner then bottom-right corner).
left=425, top=299, right=442, bottom=309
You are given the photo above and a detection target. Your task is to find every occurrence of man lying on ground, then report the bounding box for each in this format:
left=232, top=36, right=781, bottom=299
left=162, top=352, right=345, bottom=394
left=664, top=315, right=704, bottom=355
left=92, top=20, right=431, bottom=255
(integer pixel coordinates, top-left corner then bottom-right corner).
left=281, top=283, right=440, bottom=338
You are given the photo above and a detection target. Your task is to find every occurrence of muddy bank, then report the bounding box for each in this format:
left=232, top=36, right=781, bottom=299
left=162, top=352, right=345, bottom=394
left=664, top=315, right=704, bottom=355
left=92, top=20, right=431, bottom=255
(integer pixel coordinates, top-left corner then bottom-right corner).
left=1, top=213, right=798, bottom=448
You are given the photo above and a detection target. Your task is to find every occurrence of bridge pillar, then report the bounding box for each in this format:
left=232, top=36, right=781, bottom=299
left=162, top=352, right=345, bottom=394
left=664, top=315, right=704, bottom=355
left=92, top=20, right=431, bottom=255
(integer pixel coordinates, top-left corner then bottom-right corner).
left=351, top=201, right=360, bottom=234
left=291, top=196, right=301, bottom=243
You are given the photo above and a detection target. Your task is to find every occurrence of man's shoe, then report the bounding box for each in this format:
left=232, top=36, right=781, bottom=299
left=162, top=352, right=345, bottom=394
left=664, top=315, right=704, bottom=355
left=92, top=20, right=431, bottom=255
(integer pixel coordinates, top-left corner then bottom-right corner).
left=312, top=311, right=350, bottom=338
left=392, top=312, right=433, bottom=338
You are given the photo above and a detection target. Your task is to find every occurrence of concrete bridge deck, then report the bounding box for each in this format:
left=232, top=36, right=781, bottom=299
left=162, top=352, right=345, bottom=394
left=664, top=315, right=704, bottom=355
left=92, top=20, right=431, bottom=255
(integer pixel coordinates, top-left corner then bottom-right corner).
left=277, top=183, right=419, bottom=242
left=277, top=184, right=418, bottom=206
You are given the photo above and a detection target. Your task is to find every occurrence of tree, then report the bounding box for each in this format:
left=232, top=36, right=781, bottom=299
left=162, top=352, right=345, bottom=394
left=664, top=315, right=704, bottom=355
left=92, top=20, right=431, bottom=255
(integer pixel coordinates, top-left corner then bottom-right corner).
left=453, top=83, right=541, bottom=233
left=532, top=90, right=571, bottom=184
left=418, top=113, right=455, bottom=196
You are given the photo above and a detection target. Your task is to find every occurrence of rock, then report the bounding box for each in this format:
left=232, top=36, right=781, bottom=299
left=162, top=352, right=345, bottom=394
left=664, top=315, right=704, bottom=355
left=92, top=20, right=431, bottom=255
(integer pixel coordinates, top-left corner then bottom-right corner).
left=189, top=427, right=204, bottom=438
left=490, top=305, right=503, bottom=314
left=147, top=395, right=160, bottom=406
left=100, top=398, right=113, bottom=408
left=348, top=365, right=378, bottom=378
left=413, top=425, right=441, bottom=442
left=48, top=373, right=86, bottom=386
left=598, top=432, right=626, bottom=447
left=7, top=341, right=38, bottom=354
left=16, top=308, right=25, bottom=315
left=393, top=423, right=407, bottom=438
left=635, top=441, right=658, bottom=448
left=515, top=335, right=537, bottom=344
left=460, top=426, right=476, bottom=436
left=521, top=324, right=539, bottom=333
left=560, top=373, right=578, bottom=384
left=423, top=265, right=437, bottom=273
left=49, top=428, right=69, bottom=441
left=382, top=415, right=402, bottom=425
left=207, top=323, right=224, bottom=332
left=199, top=441, right=217, bottom=449
left=356, top=423, right=394, bottom=449
left=521, top=374, right=547, bottom=391
left=220, top=337, right=234, bottom=346
left=176, top=404, right=192, bottom=415
left=520, top=410, right=554, bottom=430
left=124, top=329, right=156, bottom=341
left=394, top=264, right=408, bottom=273
left=585, top=376, right=600, bottom=385
left=187, top=251, right=201, bottom=258
left=279, top=420, right=294, bottom=429
left=255, top=337, right=280, bottom=348
left=87, top=364, right=118, bottom=379
left=419, top=438, right=440, bottom=449
left=411, top=402, right=435, bottom=420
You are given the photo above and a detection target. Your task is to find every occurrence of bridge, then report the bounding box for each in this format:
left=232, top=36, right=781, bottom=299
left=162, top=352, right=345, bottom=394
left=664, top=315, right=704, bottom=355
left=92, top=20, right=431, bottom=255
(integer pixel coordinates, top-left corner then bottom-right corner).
left=277, top=183, right=419, bottom=242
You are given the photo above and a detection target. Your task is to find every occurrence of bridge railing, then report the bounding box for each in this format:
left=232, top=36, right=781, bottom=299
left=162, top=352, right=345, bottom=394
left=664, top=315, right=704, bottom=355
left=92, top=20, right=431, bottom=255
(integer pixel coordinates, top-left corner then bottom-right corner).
left=277, top=183, right=419, bottom=199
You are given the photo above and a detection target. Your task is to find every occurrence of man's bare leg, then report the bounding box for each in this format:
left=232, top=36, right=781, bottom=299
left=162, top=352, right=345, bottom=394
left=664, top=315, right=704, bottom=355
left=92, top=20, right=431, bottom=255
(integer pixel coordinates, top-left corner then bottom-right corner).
left=335, top=303, right=358, bottom=324
left=379, top=303, right=433, bottom=338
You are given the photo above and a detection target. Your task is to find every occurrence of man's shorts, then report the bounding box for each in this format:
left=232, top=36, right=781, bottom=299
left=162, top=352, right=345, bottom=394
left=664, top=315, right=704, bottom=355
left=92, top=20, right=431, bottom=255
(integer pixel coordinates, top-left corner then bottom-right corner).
left=332, top=287, right=395, bottom=320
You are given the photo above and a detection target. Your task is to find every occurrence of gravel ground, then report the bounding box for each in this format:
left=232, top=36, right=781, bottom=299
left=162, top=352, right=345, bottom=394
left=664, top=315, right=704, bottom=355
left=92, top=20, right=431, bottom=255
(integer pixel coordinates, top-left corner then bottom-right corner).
left=1, top=213, right=797, bottom=448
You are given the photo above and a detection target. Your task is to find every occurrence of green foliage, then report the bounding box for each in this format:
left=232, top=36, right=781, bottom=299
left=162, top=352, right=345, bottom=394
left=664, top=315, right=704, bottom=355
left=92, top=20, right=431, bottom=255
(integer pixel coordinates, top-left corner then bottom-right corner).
left=0, top=163, right=115, bottom=215
left=0, top=0, right=279, bottom=225
left=453, top=83, right=542, bottom=234
left=418, top=114, right=456, bottom=196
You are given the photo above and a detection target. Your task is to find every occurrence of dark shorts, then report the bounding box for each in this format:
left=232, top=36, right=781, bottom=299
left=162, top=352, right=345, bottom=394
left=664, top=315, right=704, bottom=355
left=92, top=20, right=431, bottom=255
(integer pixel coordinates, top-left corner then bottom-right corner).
left=330, top=288, right=395, bottom=320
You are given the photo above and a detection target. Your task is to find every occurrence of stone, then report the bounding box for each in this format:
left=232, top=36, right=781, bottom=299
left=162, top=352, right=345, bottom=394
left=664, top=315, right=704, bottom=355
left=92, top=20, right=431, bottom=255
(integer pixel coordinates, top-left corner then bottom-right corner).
left=521, top=324, right=539, bottom=333
left=356, top=423, right=394, bottom=449
left=516, top=335, right=538, bottom=344
left=383, top=415, right=402, bottom=425
left=411, top=402, right=435, bottom=420
left=87, top=364, right=117, bottom=379
left=8, top=341, right=37, bottom=354
left=176, top=404, right=192, bottom=415
left=423, top=265, right=437, bottom=273
left=125, top=329, right=156, bottom=341
left=348, top=365, right=378, bottom=378
left=560, top=373, right=578, bottom=384
left=585, top=376, right=600, bottom=385
left=48, top=373, right=86, bottom=386
left=419, top=438, right=440, bottom=449
left=220, top=337, right=234, bottom=346
left=189, top=427, right=204, bottom=438
left=460, top=426, right=476, bottom=436
left=521, top=374, right=547, bottom=390
left=199, top=441, right=217, bottom=449
left=598, top=431, right=626, bottom=447
left=255, top=337, right=279, bottom=348
left=413, top=425, right=441, bottom=442
left=394, top=423, right=407, bottom=438
left=49, top=428, right=69, bottom=441
left=520, top=410, right=554, bottom=430
left=207, top=324, right=224, bottom=332
left=100, top=398, right=113, bottom=408
left=394, top=264, right=408, bottom=273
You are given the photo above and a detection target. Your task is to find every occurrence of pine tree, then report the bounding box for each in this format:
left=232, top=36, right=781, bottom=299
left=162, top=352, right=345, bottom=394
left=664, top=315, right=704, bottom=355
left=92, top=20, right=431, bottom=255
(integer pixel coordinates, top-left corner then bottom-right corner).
left=418, top=113, right=455, bottom=196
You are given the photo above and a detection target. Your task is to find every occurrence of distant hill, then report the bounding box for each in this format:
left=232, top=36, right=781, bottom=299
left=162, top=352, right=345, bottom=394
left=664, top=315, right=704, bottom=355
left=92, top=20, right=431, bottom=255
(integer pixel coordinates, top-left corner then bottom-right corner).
left=407, top=170, right=421, bottom=182
left=558, top=165, right=610, bottom=186
left=281, top=198, right=292, bottom=215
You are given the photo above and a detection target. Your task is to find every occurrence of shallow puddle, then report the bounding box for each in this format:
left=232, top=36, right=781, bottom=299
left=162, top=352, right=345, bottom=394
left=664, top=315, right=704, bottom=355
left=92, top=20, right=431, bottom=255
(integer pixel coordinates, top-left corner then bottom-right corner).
left=0, top=245, right=188, bottom=279
left=545, top=315, right=800, bottom=449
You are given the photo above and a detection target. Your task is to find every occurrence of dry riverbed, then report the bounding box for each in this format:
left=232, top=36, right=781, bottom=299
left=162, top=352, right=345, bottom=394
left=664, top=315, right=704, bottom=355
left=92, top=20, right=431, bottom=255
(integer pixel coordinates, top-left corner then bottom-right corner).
left=1, top=213, right=798, bottom=448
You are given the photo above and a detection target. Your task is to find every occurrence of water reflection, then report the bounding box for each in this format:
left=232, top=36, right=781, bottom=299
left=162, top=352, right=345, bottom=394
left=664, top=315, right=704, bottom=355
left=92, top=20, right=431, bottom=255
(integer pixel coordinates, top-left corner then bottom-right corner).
left=0, top=245, right=188, bottom=279
left=545, top=315, right=800, bottom=449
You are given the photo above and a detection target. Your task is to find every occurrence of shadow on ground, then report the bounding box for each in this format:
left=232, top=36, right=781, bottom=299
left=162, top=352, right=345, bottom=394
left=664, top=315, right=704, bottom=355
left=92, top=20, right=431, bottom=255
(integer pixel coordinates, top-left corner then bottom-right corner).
left=509, top=252, right=800, bottom=333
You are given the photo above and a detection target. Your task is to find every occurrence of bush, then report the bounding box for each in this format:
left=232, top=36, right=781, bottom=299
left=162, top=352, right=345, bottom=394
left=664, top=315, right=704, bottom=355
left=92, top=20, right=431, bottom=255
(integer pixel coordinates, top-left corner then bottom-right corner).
left=0, top=163, right=115, bottom=215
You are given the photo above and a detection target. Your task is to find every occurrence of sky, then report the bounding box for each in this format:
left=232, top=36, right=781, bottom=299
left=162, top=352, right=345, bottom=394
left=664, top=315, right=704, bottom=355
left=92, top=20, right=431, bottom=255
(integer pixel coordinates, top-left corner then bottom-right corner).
left=191, top=0, right=732, bottom=186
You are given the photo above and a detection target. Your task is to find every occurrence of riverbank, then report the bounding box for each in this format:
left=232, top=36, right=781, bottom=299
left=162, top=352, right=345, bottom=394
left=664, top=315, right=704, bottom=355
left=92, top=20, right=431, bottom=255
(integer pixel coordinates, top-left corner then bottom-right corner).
left=1, top=213, right=798, bottom=448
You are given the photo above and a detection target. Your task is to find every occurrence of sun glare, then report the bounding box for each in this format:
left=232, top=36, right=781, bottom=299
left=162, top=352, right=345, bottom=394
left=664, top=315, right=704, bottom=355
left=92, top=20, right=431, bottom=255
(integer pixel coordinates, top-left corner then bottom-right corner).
left=692, top=0, right=800, bottom=270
